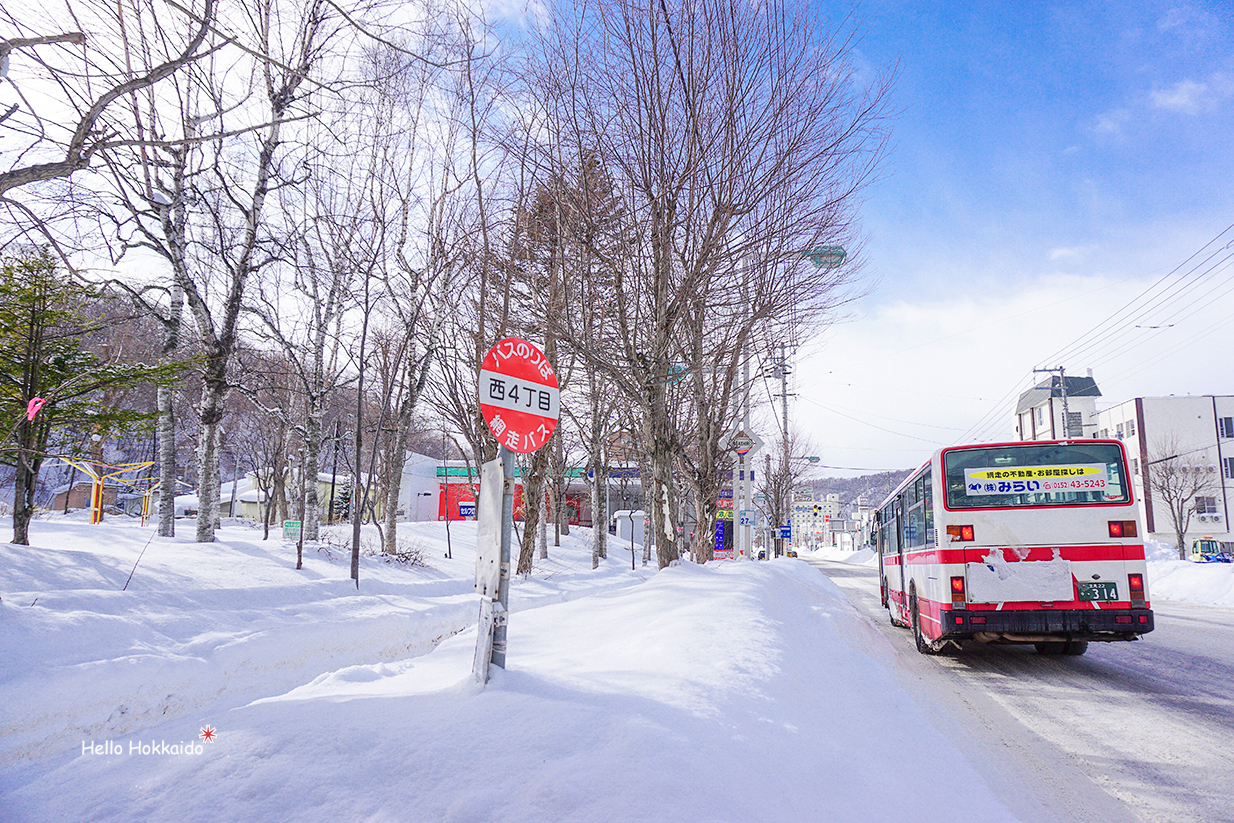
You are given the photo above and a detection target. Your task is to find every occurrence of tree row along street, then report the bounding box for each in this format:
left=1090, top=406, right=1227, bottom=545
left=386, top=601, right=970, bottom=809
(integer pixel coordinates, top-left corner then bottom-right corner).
left=805, top=556, right=1234, bottom=823
left=1, top=0, right=892, bottom=574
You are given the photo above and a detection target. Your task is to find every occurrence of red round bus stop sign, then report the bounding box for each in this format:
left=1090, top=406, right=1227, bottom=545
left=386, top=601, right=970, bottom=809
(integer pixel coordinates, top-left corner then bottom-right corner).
left=478, top=337, right=560, bottom=453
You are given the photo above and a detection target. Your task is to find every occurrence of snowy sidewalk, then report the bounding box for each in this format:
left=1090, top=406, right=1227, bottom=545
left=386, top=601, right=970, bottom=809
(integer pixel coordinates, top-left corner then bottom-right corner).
left=3, top=520, right=1021, bottom=822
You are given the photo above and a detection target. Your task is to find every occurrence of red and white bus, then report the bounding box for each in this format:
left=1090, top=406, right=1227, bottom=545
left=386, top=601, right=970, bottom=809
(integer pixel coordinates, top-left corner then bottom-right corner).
left=874, top=439, right=1154, bottom=655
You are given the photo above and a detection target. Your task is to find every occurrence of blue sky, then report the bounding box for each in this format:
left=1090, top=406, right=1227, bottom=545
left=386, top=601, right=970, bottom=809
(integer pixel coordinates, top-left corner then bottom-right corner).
left=790, top=0, right=1234, bottom=475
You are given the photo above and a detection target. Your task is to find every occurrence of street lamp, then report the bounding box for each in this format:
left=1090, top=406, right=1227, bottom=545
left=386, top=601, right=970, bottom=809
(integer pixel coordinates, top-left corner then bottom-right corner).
left=804, top=245, right=846, bottom=268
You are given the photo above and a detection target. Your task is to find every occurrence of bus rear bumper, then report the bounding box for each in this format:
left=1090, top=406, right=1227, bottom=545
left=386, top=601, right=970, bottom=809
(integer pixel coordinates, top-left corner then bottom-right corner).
left=942, top=608, right=1154, bottom=642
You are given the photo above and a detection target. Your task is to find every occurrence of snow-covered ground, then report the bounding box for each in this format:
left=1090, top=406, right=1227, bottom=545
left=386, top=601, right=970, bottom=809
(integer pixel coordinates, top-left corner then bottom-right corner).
left=2, top=516, right=1231, bottom=822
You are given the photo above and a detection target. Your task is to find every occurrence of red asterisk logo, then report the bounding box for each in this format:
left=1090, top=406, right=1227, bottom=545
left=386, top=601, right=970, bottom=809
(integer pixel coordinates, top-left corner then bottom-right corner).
left=199, top=726, right=217, bottom=743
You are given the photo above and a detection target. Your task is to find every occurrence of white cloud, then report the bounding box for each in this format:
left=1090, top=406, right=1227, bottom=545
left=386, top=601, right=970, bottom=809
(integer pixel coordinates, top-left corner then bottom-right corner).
left=1156, top=6, right=1199, bottom=32
left=792, top=269, right=1234, bottom=474
left=1151, top=79, right=1209, bottom=114
left=1093, top=107, right=1131, bottom=135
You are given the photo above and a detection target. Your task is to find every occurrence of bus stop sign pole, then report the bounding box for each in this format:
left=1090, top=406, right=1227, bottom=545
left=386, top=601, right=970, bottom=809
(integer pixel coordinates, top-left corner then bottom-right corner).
left=473, top=337, right=560, bottom=684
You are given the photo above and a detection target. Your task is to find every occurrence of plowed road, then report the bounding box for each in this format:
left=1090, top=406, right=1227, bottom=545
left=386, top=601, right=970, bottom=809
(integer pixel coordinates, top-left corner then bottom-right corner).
left=804, top=556, right=1234, bottom=823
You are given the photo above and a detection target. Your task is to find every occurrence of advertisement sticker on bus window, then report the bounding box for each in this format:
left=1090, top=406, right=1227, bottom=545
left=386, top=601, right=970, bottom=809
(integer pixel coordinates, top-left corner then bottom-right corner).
left=963, top=464, right=1108, bottom=495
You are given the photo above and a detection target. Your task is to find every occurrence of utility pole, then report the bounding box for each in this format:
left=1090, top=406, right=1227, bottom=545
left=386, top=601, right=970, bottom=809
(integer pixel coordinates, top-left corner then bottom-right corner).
left=774, top=342, right=793, bottom=557
left=740, top=352, right=751, bottom=561
left=1034, top=366, right=1071, bottom=438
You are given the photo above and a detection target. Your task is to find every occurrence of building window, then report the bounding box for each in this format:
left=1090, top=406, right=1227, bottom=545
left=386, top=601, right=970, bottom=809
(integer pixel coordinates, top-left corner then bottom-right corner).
left=1225, top=457, right=1234, bottom=479
left=1219, top=417, right=1234, bottom=439
left=1127, top=419, right=1136, bottom=436
left=1195, top=496, right=1218, bottom=515
left=1116, top=423, right=1124, bottom=439
left=1132, top=458, right=1140, bottom=476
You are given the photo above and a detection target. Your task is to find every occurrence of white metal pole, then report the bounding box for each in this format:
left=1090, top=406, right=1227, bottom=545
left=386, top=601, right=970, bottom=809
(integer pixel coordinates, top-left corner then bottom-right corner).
left=491, top=445, right=515, bottom=669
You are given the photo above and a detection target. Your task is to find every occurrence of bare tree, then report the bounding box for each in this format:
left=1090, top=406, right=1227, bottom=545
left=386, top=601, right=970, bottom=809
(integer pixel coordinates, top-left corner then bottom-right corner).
left=1146, top=435, right=1223, bottom=559
left=244, top=160, right=359, bottom=544
left=755, top=429, right=818, bottom=557
left=0, top=0, right=216, bottom=206
left=173, top=0, right=342, bottom=543
left=525, top=0, right=891, bottom=568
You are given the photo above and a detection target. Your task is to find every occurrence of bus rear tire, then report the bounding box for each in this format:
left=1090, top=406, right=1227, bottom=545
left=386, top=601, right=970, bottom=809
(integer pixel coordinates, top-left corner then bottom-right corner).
left=911, top=593, right=938, bottom=655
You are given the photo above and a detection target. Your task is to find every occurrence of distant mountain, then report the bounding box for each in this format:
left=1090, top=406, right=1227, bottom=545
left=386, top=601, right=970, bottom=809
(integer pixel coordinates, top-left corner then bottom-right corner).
left=808, top=469, right=913, bottom=512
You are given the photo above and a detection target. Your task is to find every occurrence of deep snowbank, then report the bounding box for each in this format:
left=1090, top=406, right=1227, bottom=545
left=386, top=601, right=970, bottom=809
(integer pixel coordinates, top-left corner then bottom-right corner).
left=1, top=516, right=1022, bottom=822
left=3, top=517, right=1230, bottom=821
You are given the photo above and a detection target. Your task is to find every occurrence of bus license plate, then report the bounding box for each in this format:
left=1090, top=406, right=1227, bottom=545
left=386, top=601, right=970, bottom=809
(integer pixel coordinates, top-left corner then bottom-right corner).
left=1077, top=581, right=1118, bottom=601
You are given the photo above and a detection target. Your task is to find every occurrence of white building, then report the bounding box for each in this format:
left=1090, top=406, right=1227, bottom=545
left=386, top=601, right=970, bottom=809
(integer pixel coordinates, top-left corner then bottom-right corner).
left=1015, top=372, right=1102, bottom=441
left=398, top=452, right=442, bottom=521
left=1090, top=395, right=1233, bottom=550
left=789, top=491, right=840, bottom=548
left=1016, top=374, right=1233, bottom=551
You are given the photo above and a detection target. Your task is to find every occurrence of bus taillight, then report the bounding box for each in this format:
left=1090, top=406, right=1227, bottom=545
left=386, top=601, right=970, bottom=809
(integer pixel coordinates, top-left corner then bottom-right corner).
left=947, top=525, right=975, bottom=542
left=950, top=575, right=967, bottom=607
left=1128, top=572, right=1146, bottom=607
left=1108, top=520, right=1138, bottom=538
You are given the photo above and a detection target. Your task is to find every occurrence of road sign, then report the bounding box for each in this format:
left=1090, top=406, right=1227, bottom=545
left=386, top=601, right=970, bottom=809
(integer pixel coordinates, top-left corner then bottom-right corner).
left=282, top=520, right=301, bottom=540
left=721, top=428, right=764, bottom=457
left=740, top=510, right=756, bottom=527
left=479, top=337, right=560, bottom=454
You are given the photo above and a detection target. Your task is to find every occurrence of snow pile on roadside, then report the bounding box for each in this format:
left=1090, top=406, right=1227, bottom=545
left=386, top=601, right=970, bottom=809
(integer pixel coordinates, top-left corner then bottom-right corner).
left=808, top=545, right=877, bottom=566
left=1, top=517, right=1023, bottom=823
left=1144, top=540, right=1234, bottom=608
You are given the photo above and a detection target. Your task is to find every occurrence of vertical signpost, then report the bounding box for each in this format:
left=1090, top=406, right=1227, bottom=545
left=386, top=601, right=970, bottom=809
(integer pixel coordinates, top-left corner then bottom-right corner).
left=721, top=429, right=764, bottom=560
left=473, top=337, right=559, bottom=684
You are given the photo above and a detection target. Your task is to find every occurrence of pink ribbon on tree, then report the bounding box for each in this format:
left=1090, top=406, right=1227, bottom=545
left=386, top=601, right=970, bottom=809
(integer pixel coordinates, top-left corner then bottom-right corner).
left=26, top=397, right=47, bottom=421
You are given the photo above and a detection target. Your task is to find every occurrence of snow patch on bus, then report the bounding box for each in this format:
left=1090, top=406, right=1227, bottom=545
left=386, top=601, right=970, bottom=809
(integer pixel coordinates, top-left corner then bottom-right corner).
left=967, top=548, right=1073, bottom=603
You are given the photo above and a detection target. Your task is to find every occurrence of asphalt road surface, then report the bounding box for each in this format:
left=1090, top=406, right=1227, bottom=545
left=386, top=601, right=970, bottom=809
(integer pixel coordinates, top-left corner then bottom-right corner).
left=804, top=555, right=1234, bottom=823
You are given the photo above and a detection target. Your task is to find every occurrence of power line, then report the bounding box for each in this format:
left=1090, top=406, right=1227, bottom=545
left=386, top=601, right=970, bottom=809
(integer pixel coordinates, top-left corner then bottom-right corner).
left=1037, top=226, right=1234, bottom=369
left=953, top=224, right=1234, bottom=445
left=802, top=396, right=948, bottom=445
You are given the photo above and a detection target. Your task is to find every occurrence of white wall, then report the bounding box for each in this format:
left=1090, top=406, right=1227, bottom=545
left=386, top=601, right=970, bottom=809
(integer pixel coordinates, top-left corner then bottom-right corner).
left=1092, top=395, right=1233, bottom=549
left=399, top=453, right=442, bottom=522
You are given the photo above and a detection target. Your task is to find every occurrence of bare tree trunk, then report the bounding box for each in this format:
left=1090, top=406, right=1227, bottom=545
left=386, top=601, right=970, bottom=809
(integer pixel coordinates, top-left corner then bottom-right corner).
left=12, top=434, right=41, bottom=546
left=645, top=409, right=680, bottom=568
left=538, top=490, right=549, bottom=560
left=195, top=413, right=221, bottom=542
left=518, top=447, right=549, bottom=574
left=156, top=266, right=182, bottom=536
left=591, top=448, right=608, bottom=567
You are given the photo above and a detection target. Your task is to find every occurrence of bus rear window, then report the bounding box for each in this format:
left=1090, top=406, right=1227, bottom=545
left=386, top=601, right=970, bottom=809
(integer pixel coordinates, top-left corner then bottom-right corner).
left=944, top=443, right=1130, bottom=509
